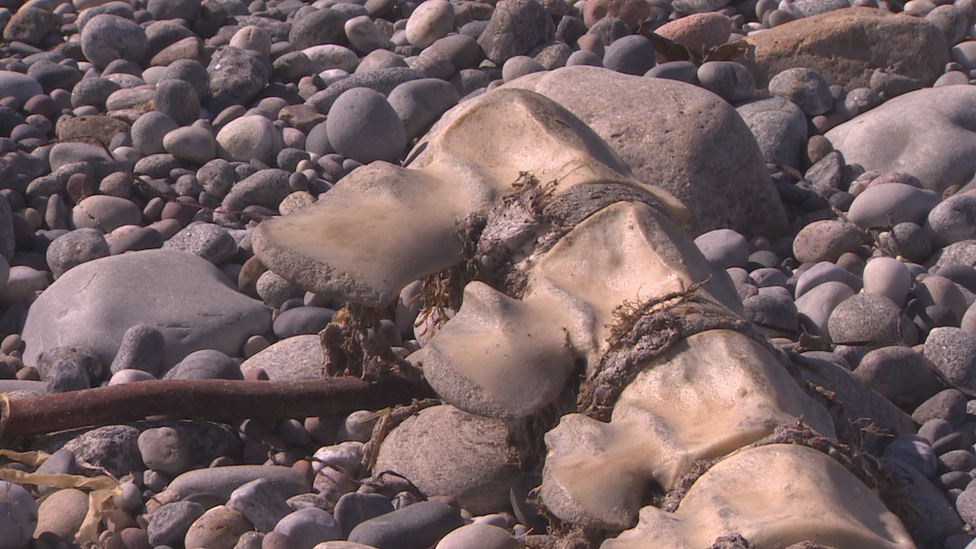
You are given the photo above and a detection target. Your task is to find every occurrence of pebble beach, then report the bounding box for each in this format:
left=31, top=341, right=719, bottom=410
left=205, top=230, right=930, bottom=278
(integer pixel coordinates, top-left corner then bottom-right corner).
left=1, top=0, right=976, bottom=548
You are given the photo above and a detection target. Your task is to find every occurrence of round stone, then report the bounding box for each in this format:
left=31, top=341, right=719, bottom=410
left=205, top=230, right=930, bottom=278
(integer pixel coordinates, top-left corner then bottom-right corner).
left=768, top=67, right=833, bottom=116
left=72, top=195, right=143, bottom=233
left=925, top=327, right=976, bottom=393
left=603, top=35, right=656, bottom=76
left=0, top=481, right=37, bottom=549
left=184, top=506, right=254, bottom=549
left=693, top=228, right=749, bottom=270
left=792, top=220, right=861, bottom=264
left=162, top=223, right=237, bottom=266
left=849, top=183, right=941, bottom=231
left=926, top=193, right=976, bottom=248
left=862, top=256, right=911, bottom=307
left=35, top=488, right=88, bottom=541
left=46, top=228, right=111, bottom=279
left=71, top=77, right=121, bottom=111
left=655, top=12, right=732, bottom=53
left=346, top=16, right=387, bottom=54
left=138, top=426, right=192, bottom=476
left=81, top=14, right=148, bottom=70
left=216, top=115, right=283, bottom=167
left=827, top=292, right=914, bottom=347
left=697, top=61, right=755, bottom=103
left=132, top=111, right=179, bottom=156
left=230, top=25, right=272, bottom=58
left=374, top=405, right=521, bottom=514
left=164, top=126, right=216, bottom=165
left=853, top=345, right=940, bottom=410
left=501, top=56, right=546, bottom=83
left=326, top=88, right=406, bottom=164
left=405, top=0, right=455, bottom=49
left=155, top=79, right=201, bottom=127
left=167, top=349, right=242, bottom=380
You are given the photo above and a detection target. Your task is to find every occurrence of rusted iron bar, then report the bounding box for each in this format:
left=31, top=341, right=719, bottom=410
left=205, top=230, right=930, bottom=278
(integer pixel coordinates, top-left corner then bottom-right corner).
left=1, top=376, right=429, bottom=439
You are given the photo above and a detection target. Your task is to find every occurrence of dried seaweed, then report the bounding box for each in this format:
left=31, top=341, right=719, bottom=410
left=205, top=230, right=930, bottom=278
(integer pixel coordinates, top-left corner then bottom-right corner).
left=319, top=303, right=421, bottom=383
left=579, top=280, right=772, bottom=422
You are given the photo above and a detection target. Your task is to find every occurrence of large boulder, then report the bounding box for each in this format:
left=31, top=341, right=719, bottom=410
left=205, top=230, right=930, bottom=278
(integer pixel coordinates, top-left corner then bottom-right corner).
left=825, top=86, right=976, bottom=195
left=742, top=8, right=949, bottom=92
left=501, top=66, right=788, bottom=239
left=22, top=249, right=272, bottom=372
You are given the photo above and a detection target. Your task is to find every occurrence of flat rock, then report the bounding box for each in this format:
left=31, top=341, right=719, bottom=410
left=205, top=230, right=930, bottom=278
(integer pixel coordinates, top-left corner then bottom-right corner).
left=743, top=8, right=949, bottom=92
left=347, top=501, right=464, bottom=549
left=154, top=465, right=311, bottom=508
left=826, top=86, right=976, bottom=195
left=22, top=249, right=271, bottom=371
left=240, top=334, right=326, bottom=380
left=503, top=66, right=787, bottom=239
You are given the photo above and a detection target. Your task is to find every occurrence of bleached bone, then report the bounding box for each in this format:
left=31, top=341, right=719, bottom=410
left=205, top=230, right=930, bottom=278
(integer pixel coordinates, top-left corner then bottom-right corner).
left=252, top=87, right=917, bottom=549
left=602, top=444, right=915, bottom=549
left=252, top=89, right=686, bottom=307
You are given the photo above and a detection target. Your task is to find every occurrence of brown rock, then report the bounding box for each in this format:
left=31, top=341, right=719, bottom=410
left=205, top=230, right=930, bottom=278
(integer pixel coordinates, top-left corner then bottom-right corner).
left=655, top=12, right=732, bottom=55
left=56, top=115, right=131, bottom=147
left=278, top=105, right=326, bottom=134
left=3, top=7, right=58, bottom=46
left=582, top=0, right=651, bottom=31
left=742, top=7, right=950, bottom=91
left=151, top=36, right=210, bottom=67
left=35, top=488, right=89, bottom=541
left=792, top=219, right=861, bottom=264
left=184, top=506, right=253, bottom=549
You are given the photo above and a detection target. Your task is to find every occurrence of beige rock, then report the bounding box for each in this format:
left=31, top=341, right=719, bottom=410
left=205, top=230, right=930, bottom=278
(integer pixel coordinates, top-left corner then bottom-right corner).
left=35, top=488, right=89, bottom=541
left=742, top=8, right=949, bottom=92
left=601, top=445, right=914, bottom=549
left=215, top=115, right=283, bottom=166
left=240, top=334, right=326, bottom=380
left=502, top=66, right=788, bottom=239
left=405, top=0, right=455, bottom=49
left=373, top=404, right=522, bottom=514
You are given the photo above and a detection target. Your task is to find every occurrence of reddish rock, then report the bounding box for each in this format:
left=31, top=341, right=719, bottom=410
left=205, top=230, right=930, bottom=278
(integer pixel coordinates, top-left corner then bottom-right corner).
left=583, top=0, right=651, bottom=31
left=742, top=7, right=950, bottom=91
left=655, top=12, right=733, bottom=55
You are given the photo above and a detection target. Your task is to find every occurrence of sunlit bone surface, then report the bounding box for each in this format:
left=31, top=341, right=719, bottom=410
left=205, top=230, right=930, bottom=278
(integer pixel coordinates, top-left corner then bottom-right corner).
left=422, top=201, right=742, bottom=419
left=602, top=444, right=915, bottom=549
left=252, top=88, right=685, bottom=307
left=541, top=329, right=835, bottom=530
left=252, top=87, right=916, bottom=549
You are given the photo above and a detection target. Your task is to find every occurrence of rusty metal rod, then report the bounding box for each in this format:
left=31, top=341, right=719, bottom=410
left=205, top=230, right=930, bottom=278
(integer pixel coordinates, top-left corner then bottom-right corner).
left=1, top=376, right=429, bottom=439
